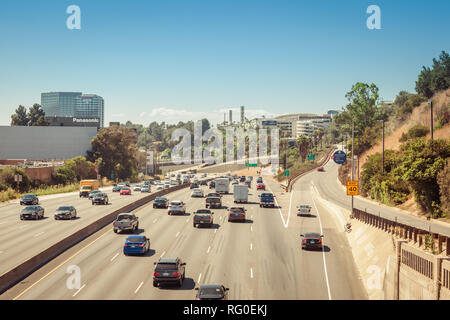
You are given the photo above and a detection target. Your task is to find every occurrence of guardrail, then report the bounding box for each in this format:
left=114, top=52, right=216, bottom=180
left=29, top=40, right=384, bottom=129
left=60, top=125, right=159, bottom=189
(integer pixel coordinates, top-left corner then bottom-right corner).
left=0, top=181, right=203, bottom=294
left=286, top=147, right=336, bottom=192
left=352, top=208, right=450, bottom=257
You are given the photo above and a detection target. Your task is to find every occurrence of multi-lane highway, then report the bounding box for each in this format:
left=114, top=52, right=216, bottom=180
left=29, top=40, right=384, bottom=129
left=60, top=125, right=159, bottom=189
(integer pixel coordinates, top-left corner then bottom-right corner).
left=2, top=166, right=368, bottom=300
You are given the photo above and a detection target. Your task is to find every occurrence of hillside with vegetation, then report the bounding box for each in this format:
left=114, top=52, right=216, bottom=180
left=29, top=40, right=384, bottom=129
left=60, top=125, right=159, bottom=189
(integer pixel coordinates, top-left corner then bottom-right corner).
left=335, top=51, right=450, bottom=220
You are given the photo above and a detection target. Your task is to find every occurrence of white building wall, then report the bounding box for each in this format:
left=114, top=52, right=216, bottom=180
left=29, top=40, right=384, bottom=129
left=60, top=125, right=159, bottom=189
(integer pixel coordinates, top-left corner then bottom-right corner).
left=0, top=126, right=98, bottom=160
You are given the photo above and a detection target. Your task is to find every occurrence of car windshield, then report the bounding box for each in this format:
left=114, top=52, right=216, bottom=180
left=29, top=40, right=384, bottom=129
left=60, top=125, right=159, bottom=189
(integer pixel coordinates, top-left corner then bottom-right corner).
left=171, top=202, right=182, bottom=206
left=57, top=206, right=72, bottom=211
left=23, top=206, right=38, bottom=211
left=117, top=215, right=133, bottom=220
left=207, top=197, right=220, bottom=201
left=199, top=287, right=224, bottom=298
left=261, top=193, right=273, bottom=198
left=23, top=194, right=36, bottom=199
left=155, top=198, right=166, bottom=201
left=81, top=186, right=91, bottom=190
left=155, top=263, right=177, bottom=270
left=127, top=237, right=145, bottom=243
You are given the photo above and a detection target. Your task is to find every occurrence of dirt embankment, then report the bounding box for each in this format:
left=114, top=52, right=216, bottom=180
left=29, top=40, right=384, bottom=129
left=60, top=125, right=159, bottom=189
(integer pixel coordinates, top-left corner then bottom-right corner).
left=356, top=89, right=450, bottom=219
left=359, top=89, right=450, bottom=171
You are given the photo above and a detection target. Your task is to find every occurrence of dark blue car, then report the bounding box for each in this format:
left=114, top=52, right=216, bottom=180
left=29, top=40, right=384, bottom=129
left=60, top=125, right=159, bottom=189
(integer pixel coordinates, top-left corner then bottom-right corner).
left=123, top=235, right=150, bottom=256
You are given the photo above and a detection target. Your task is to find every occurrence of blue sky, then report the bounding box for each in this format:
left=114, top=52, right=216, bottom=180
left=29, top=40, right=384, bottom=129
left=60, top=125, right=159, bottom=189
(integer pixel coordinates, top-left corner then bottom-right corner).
left=0, top=0, right=449, bottom=126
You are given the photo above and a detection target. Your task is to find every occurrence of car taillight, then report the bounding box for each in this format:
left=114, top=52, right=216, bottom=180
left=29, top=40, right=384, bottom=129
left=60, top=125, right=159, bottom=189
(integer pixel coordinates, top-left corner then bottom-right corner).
left=318, top=239, right=322, bottom=243
left=173, top=273, right=180, bottom=276
left=302, top=239, right=306, bottom=243
left=124, top=244, right=129, bottom=247
left=138, top=243, right=145, bottom=247
left=153, top=272, right=159, bottom=276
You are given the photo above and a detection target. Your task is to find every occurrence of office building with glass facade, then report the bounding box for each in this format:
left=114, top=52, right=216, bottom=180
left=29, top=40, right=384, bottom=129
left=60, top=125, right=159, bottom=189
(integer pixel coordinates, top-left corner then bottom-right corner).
left=41, top=92, right=104, bottom=127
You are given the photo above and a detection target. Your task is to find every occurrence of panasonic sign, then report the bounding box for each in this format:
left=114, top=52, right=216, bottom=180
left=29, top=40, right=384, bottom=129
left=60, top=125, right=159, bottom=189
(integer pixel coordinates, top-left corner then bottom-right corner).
left=73, top=118, right=100, bottom=123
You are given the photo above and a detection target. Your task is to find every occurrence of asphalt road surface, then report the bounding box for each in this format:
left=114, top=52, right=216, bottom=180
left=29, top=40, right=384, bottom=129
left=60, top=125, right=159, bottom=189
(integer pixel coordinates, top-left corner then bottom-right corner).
left=3, top=170, right=367, bottom=300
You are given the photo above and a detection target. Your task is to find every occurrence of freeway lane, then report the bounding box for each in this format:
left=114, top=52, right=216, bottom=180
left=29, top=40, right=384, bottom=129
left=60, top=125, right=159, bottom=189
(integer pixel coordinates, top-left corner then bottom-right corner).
left=5, top=170, right=367, bottom=300
left=0, top=184, right=168, bottom=277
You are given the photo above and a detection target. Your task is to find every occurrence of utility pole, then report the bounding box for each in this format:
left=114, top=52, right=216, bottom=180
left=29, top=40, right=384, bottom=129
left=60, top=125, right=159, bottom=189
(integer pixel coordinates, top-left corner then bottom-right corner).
left=430, top=101, right=434, bottom=140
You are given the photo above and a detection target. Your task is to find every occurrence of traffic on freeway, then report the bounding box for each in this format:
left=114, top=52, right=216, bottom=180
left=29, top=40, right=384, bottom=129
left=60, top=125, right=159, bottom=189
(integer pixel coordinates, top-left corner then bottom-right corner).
left=2, top=169, right=367, bottom=300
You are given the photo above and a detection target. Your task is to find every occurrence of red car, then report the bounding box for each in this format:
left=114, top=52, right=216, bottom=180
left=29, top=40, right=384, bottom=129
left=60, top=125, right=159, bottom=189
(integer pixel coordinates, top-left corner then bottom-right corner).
left=228, top=207, right=246, bottom=222
left=317, top=167, right=324, bottom=172
left=120, top=187, right=132, bottom=195
left=256, top=183, right=266, bottom=191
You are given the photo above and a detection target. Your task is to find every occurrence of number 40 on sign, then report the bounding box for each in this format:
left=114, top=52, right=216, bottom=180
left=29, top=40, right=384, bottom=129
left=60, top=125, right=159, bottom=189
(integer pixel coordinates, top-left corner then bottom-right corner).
left=347, top=181, right=359, bottom=196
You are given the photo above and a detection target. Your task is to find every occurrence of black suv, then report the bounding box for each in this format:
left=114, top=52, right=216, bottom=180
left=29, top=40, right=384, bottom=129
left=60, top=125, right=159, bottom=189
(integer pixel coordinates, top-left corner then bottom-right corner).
left=20, top=194, right=39, bottom=206
left=190, top=183, right=199, bottom=189
left=153, top=197, right=169, bottom=208
left=209, top=181, right=215, bottom=189
left=153, top=258, right=186, bottom=287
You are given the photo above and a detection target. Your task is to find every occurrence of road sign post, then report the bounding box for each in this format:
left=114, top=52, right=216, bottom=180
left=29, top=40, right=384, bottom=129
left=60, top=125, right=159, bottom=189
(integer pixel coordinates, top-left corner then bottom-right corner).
left=332, top=150, right=347, bottom=165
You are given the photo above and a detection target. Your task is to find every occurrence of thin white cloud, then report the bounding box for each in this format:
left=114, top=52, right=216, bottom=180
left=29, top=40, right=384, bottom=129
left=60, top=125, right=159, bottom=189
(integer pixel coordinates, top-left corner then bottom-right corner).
left=138, top=107, right=278, bottom=125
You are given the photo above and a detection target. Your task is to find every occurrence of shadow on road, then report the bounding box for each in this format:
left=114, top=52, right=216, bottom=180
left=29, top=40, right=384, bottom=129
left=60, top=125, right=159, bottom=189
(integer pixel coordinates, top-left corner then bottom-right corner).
left=159, top=278, right=196, bottom=291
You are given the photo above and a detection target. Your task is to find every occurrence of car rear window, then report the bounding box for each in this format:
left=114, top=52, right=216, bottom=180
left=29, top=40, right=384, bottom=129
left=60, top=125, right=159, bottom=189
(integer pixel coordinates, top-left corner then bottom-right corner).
left=305, top=233, right=320, bottom=238
left=117, top=215, right=133, bottom=220
left=230, top=208, right=244, bottom=213
left=155, top=263, right=177, bottom=270
left=196, top=210, right=211, bottom=214
left=23, top=194, right=36, bottom=199
left=127, top=237, right=144, bottom=243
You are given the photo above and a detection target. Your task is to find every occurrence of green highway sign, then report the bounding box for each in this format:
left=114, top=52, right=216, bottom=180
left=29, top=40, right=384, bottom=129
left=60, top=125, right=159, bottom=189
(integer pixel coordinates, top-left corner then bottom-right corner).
left=284, top=170, right=290, bottom=177
left=245, top=163, right=258, bottom=167
left=307, top=154, right=316, bottom=161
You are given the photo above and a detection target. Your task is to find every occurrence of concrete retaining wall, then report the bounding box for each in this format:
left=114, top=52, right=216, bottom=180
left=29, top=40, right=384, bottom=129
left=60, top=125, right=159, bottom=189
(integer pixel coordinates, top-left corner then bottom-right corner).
left=0, top=182, right=195, bottom=294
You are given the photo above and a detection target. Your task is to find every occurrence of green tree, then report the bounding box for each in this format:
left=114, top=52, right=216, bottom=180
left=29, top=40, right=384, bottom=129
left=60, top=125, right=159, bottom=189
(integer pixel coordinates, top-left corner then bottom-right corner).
left=296, top=135, right=311, bottom=162
left=344, top=82, right=380, bottom=136
left=11, top=105, right=29, bottom=126
left=28, top=104, right=49, bottom=126
left=394, top=138, right=450, bottom=216
left=437, top=159, right=450, bottom=217
left=89, top=126, right=139, bottom=180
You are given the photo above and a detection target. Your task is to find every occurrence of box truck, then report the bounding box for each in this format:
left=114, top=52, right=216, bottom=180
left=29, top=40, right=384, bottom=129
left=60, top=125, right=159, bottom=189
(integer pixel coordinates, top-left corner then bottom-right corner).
left=233, top=185, right=248, bottom=203
left=79, top=180, right=100, bottom=198
left=215, top=178, right=229, bottom=194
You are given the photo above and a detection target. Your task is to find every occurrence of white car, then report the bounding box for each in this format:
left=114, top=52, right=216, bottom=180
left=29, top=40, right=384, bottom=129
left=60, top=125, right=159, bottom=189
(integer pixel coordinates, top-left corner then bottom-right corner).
left=168, top=200, right=186, bottom=215
left=133, top=185, right=142, bottom=192
left=156, top=184, right=164, bottom=190
left=191, top=188, right=204, bottom=198
left=141, top=185, right=151, bottom=193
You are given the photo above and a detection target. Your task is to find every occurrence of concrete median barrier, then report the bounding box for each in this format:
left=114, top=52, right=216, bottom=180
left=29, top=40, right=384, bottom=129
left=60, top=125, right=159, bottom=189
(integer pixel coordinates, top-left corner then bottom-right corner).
left=0, top=182, right=203, bottom=294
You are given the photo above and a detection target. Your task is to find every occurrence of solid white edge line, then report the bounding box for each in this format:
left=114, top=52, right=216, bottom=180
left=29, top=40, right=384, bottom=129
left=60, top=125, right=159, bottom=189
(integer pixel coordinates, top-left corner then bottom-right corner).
left=72, top=284, right=86, bottom=297
left=311, top=189, right=332, bottom=301
left=197, top=273, right=202, bottom=283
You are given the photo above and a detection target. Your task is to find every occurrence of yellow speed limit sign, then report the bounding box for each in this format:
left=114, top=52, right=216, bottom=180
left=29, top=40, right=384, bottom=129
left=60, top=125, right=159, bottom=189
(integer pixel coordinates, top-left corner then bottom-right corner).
left=347, top=181, right=359, bottom=196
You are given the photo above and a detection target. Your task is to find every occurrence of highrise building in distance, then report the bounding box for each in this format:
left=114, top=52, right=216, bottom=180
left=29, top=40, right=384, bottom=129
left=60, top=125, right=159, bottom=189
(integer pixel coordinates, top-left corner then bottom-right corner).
left=41, top=92, right=105, bottom=127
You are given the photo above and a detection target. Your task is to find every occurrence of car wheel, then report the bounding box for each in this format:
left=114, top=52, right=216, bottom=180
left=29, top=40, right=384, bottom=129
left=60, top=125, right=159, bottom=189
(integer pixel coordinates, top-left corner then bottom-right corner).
left=179, top=279, right=183, bottom=287
left=153, top=281, right=158, bottom=287
left=20, top=216, right=23, bottom=220
left=193, top=223, right=196, bottom=228
left=114, top=229, right=118, bottom=234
